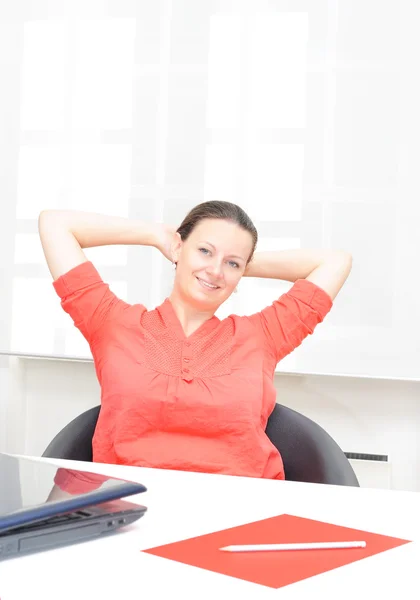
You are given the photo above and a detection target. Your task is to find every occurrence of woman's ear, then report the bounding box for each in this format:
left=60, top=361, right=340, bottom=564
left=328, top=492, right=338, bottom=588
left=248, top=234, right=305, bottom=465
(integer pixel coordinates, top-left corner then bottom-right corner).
left=171, top=232, right=183, bottom=264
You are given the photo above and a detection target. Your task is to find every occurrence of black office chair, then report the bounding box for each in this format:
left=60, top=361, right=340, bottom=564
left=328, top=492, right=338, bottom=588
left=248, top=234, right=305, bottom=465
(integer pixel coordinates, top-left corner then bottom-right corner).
left=42, top=403, right=359, bottom=487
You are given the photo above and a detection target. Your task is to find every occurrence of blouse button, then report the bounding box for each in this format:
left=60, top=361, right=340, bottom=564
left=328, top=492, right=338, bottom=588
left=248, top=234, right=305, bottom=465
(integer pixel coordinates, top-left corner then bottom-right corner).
left=183, top=368, right=190, bottom=373
left=183, top=358, right=190, bottom=363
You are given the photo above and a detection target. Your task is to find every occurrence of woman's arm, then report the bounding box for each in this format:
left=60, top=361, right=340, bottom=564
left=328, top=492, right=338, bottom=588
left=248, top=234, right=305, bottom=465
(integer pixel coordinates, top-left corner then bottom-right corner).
left=38, top=210, right=165, bottom=281
left=244, top=248, right=352, bottom=300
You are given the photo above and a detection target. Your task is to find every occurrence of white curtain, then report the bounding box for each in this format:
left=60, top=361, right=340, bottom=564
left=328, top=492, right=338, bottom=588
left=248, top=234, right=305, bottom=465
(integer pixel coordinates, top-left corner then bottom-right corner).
left=1, top=0, right=419, bottom=379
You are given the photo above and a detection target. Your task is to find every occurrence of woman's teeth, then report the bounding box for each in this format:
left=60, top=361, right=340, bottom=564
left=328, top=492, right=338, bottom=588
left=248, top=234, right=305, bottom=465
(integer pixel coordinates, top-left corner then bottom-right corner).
left=197, top=277, right=218, bottom=289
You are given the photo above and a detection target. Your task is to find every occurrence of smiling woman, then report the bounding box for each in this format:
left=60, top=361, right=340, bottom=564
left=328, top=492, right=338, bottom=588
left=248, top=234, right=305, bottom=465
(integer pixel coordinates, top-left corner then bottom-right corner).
left=168, top=216, right=256, bottom=332
left=38, top=200, right=350, bottom=480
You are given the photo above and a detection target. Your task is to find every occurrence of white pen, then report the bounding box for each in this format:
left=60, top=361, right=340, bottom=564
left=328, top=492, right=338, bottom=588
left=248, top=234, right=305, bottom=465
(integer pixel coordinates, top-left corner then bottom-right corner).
left=220, top=541, right=367, bottom=552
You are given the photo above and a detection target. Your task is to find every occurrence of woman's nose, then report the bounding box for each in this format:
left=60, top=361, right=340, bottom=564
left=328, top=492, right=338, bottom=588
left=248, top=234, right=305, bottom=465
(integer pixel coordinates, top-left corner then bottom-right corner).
left=207, top=259, right=223, bottom=278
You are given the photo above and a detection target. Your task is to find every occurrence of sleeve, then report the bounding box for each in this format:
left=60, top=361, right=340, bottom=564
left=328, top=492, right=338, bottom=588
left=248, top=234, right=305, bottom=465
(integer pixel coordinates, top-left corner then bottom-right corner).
left=52, top=261, right=129, bottom=344
left=248, top=278, right=333, bottom=364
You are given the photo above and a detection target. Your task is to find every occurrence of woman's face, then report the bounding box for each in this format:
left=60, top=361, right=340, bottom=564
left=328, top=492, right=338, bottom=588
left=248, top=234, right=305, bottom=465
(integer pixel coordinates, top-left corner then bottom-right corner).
left=172, top=218, right=254, bottom=310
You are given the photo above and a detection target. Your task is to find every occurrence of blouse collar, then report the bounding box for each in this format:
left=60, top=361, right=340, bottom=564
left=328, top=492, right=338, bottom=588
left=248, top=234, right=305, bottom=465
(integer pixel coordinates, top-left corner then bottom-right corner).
left=157, top=298, right=220, bottom=341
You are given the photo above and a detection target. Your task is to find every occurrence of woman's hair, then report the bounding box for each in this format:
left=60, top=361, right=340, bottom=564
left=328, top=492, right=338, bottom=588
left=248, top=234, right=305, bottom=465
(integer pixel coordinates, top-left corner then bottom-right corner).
left=176, top=200, right=258, bottom=264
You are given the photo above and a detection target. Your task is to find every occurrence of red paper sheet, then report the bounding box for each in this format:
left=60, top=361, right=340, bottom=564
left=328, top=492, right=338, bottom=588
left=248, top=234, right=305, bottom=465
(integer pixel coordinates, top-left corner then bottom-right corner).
left=143, top=514, right=411, bottom=589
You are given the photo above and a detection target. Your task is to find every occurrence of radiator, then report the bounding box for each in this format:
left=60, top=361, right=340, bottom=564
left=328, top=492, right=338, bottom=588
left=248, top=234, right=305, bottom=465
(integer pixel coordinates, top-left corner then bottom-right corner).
left=345, top=453, right=392, bottom=489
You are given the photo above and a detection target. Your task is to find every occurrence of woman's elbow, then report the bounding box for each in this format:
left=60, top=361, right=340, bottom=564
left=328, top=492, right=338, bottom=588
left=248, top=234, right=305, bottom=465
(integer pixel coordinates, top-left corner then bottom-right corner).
left=335, top=249, right=352, bottom=268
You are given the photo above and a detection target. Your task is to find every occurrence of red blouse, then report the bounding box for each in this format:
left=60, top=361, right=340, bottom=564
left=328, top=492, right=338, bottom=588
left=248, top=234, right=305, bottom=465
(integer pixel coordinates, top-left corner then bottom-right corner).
left=53, top=261, right=332, bottom=479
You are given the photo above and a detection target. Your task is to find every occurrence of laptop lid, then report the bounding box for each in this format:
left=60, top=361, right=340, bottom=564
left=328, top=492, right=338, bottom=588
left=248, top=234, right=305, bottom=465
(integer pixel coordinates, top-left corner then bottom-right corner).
left=0, top=453, right=147, bottom=534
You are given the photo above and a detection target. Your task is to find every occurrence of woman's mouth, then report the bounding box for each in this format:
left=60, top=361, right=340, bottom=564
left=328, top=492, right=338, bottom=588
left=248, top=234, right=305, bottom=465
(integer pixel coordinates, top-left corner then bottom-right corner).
left=196, top=277, right=220, bottom=291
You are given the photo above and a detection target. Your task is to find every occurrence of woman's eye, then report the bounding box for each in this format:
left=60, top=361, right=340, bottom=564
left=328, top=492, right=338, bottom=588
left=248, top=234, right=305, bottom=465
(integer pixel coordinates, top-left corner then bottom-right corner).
left=229, top=260, right=239, bottom=269
left=199, top=247, right=210, bottom=255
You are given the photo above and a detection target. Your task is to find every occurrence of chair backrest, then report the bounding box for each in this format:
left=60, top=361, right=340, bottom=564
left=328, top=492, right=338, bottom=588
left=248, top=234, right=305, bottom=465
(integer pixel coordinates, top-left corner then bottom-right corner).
left=43, top=405, right=100, bottom=462
left=266, top=403, right=359, bottom=486
left=43, top=403, right=359, bottom=486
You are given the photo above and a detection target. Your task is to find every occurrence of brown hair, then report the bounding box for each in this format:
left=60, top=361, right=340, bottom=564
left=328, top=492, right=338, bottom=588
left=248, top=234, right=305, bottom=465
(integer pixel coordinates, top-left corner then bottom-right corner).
left=176, top=200, right=258, bottom=264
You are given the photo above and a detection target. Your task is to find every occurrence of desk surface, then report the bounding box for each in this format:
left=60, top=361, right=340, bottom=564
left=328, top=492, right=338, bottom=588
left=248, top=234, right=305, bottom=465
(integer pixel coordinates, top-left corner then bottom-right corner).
left=1, top=457, right=419, bottom=600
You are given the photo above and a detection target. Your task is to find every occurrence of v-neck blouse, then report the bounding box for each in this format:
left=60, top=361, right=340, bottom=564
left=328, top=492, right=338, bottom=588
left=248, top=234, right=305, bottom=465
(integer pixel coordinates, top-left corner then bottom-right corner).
left=53, top=261, right=333, bottom=480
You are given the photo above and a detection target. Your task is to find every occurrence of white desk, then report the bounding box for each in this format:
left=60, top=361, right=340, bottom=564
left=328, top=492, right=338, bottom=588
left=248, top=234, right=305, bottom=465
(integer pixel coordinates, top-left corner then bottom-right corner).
left=1, top=457, right=419, bottom=600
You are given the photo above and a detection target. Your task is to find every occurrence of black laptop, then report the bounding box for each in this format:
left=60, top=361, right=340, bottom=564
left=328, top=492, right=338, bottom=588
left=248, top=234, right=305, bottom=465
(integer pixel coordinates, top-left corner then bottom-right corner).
left=0, top=453, right=147, bottom=560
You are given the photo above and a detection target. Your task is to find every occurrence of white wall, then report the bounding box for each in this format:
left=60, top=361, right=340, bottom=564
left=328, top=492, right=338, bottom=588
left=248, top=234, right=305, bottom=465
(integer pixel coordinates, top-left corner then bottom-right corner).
left=1, top=356, right=419, bottom=492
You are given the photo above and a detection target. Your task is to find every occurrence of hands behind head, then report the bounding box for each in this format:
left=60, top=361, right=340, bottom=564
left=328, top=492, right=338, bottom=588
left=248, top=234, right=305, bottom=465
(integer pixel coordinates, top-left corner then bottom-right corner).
left=154, top=223, right=177, bottom=263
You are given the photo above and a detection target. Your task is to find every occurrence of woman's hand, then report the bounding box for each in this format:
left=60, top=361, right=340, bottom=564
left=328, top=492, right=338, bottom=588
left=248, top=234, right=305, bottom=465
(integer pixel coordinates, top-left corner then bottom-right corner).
left=154, top=223, right=177, bottom=262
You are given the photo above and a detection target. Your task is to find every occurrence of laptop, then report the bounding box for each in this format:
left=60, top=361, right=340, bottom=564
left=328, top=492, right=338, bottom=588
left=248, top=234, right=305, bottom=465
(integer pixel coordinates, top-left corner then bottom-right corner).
left=0, top=452, right=147, bottom=560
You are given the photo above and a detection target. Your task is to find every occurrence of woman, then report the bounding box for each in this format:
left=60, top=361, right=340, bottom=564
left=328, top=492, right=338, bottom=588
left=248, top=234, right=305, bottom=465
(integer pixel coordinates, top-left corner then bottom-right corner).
left=38, top=201, right=352, bottom=480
